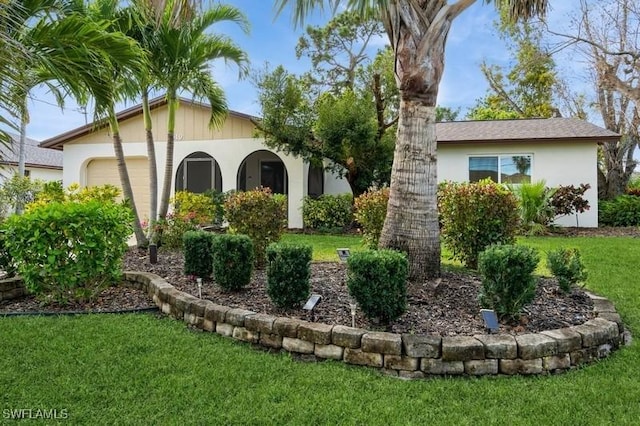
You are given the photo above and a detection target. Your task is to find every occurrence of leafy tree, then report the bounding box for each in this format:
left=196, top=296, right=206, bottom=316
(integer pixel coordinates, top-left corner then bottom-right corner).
left=254, top=12, right=396, bottom=197
left=467, top=9, right=556, bottom=120
left=275, top=0, right=549, bottom=281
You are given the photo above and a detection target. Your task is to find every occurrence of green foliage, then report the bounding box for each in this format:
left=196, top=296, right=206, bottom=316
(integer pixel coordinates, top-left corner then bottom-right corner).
left=467, top=15, right=556, bottom=120
left=313, top=89, right=394, bottom=195
left=512, top=180, right=556, bottom=234
left=183, top=231, right=216, bottom=279
left=3, top=200, right=132, bottom=304
left=478, top=244, right=539, bottom=320
left=254, top=12, right=396, bottom=197
left=346, top=249, right=408, bottom=324
left=211, top=234, right=254, bottom=291
left=547, top=248, right=588, bottom=293
left=0, top=174, right=44, bottom=217
left=302, top=194, right=353, bottom=232
left=439, top=180, right=520, bottom=268
left=154, top=213, right=199, bottom=249
left=266, top=243, right=312, bottom=309
left=172, top=191, right=217, bottom=225
left=203, top=189, right=228, bottom=226
left=224, top=188, right=287, bottom=266
left=599, top=195, right=640, bottom=226
left=0, top=224, right=15, bottom=277
left=353, top=187, right=389, bottom=248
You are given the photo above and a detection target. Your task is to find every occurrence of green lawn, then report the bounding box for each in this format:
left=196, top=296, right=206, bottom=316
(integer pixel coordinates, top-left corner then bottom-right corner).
left=1, top=234, right=638, bottom=425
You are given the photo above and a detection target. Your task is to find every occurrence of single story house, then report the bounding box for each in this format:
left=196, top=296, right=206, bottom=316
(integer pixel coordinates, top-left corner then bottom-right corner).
left=0, top=133, right=63, bottom=183
left=39, top=97, right=619, bottom=228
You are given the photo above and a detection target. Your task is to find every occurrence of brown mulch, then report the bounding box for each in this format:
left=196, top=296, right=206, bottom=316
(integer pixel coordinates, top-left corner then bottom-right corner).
left=119, top=248, right=594, bottom=336
left=6, top=224, right=634, bottom=333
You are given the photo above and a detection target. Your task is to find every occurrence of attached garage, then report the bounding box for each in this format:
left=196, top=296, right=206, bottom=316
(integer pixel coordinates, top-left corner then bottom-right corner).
left=86, top=157, right=151, bottom=221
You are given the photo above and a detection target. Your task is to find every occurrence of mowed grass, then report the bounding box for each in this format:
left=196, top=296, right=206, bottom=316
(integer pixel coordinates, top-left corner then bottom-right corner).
left=1, top=234, right=639, bottom=425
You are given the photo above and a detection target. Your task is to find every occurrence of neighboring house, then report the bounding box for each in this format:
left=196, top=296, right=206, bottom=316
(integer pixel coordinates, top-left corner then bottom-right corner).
left=39, top=97, right=618, bottom=228
left=0, top=133, right=63, bottom=183
left=436, top=119, right=619, bottom=227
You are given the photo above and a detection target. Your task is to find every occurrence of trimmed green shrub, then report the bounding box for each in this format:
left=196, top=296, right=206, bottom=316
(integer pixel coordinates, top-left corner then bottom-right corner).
left=302, top=194, right=353, bottom=232
left=478, top=244, right=539, bottom=320
left=266, top=243, right=312, bottom=309
left=347, top=249, right=408, bottom=324
left=211, top=234, right=254, bottom=291
left=599, top=195, right=640, bottom=226
left=224, top=188, right=287, bottom=266
left=3, top=200, right=133, bottom=304
left=354, top=187, right=389, bottom=248
left=547, top=248, right=588, bottom=293
left=439, top=180, right=520, bottom=269
left=183, top=231, right=216, bottom=278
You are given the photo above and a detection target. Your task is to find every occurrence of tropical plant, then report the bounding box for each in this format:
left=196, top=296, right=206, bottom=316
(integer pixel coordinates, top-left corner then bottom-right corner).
left=266, top=242, right=312, bottom=309
left=152, top=2, right=249, bottom=224
left=511, top=180, right=556, bottom=234
left=275, top=0, right=549, bottom=281
left=353, top=187, right=389, bottom=249
left=0, top=174, right=44, bottom=218
left=302, top=194, right=353, bottom=232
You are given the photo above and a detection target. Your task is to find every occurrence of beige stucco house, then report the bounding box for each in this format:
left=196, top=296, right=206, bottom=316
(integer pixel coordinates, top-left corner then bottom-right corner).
left=40, top=97, right=618, bottom=228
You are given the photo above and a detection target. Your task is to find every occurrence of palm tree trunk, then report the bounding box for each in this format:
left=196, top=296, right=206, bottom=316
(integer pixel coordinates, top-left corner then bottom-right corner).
left=158, top=95, right=177, bottom=219
left=16, top=108, right=27, bottom=214
left=110, top=116, right=149, bottom=247
left=378, top=100, right=440, bottom=280
left=142, top=91, right=159, bottom=240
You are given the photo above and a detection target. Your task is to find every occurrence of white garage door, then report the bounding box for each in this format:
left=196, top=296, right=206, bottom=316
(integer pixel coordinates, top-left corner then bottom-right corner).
left=86, top=157, right=151, bottom=221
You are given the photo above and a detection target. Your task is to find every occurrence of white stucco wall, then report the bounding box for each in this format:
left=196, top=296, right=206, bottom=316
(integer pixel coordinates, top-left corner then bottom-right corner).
left=63, top=138, right=312, bottom=228
left=0, top=165, right=62, bottom=183
left=438, top=141, right=599, bottom=227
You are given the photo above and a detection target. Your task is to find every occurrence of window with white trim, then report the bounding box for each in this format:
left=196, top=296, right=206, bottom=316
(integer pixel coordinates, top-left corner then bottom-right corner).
left=469, top=154, right=532, bottom=184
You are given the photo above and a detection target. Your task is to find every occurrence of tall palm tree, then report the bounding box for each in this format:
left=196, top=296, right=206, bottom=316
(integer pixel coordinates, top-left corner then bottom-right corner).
left=82, top=0, right=150, bottom=246
left=2, top=0, right=146, bottom=225
left=151, top=2, right=249, bottom=220
left=276, top=0, right=548, bottom=281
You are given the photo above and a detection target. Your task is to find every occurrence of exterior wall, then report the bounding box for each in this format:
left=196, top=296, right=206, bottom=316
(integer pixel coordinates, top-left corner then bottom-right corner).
left=438, top=141, right=599, bottom=227
left=0, top=165, right=62, bottom=183
left=62, top=137, right=310, bottom=228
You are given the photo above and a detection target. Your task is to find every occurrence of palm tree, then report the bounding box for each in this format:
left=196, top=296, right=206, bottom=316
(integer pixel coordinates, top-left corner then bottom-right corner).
left=151, top=2, right=249, bottom=220
left=275, top=0, right=548, bottom=281
left=2, top=0, right=146, bottom=224
left=82, top=0, right=150, bottom=247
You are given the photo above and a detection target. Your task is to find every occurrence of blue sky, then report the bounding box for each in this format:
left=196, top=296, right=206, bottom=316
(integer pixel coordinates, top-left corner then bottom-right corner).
left=26, top=1, right=581, bottom=141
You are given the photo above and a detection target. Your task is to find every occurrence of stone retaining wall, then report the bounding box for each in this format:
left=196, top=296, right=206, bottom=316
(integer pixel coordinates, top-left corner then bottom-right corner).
left=0, top=277, right=25, bottom=302
left=121, top=271, right=627, bottom=378
left=1, top=273, right=627, bottom=378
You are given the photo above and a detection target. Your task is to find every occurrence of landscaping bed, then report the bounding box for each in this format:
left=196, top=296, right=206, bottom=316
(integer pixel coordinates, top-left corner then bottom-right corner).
left=1, top=246, right=596, bottom=335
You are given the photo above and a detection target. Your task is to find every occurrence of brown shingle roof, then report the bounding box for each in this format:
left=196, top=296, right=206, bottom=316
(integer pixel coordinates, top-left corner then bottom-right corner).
left=0, top=133, right=62, bottom=169
left=436, top=117, right=619, bottom=144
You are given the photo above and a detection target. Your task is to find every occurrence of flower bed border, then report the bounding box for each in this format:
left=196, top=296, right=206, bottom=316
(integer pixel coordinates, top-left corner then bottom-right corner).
left=1, top=273, right=629, bottom=378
